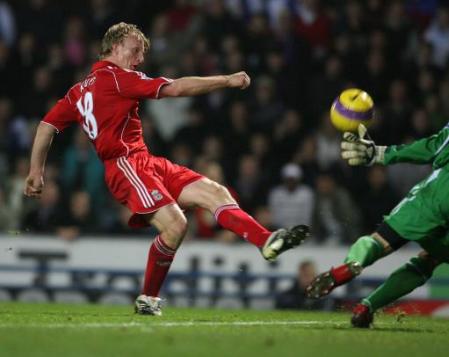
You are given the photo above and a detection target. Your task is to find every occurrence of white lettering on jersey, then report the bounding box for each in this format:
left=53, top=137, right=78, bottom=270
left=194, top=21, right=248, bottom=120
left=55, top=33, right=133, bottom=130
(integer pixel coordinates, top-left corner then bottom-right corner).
left=80, top=76, right=96, bottom=92
left=76, top=91, right=98, bottom=140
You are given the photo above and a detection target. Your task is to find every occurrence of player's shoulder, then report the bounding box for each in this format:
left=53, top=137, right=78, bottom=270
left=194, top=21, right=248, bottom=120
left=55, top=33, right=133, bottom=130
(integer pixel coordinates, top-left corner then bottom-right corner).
left=90, top=64, right=123, bottom=81
left=120, top=68, right=153, bottom=80
left=65, top=82, right=82, bottom=105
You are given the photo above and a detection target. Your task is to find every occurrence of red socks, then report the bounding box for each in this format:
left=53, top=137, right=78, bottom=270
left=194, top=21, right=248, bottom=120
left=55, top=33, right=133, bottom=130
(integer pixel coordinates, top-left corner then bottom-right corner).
left=214, top=204, right=271, bottom=247
left=142, top=235, right=176, bottom=297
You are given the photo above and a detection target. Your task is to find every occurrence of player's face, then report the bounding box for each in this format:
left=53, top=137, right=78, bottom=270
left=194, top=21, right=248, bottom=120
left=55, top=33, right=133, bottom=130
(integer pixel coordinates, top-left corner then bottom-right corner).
left=113, top=34, right=146, bottom=70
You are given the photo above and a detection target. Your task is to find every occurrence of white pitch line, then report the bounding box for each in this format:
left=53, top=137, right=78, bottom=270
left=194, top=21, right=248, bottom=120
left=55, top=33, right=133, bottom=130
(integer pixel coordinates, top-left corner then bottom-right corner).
left=0, top=320, right=345, bottom=329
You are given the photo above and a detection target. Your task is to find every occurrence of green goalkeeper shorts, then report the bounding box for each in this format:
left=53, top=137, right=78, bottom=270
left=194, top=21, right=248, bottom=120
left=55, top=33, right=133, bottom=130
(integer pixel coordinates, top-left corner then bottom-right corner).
left=383, top=168, right=449, bottom=262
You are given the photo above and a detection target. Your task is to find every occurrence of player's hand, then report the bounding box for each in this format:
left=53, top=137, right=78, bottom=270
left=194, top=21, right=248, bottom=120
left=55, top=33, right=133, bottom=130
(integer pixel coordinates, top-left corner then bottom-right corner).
left=227, top=71, right=251, bottom=90
left=24, top=173, right=44, bottom=198
left=341, top=124, right=386, bottom=166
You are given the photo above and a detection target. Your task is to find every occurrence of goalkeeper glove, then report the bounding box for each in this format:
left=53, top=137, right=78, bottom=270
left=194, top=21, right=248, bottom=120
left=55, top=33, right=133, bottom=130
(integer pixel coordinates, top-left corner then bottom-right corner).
left=340, top=124, right=386, bottom=166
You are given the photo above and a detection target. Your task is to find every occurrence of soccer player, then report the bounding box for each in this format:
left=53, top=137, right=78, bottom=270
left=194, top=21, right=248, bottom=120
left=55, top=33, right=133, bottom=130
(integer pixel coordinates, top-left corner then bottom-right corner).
left=23, top=22, right=310, bottom=315
left=306, top=124, right=449, bottom=327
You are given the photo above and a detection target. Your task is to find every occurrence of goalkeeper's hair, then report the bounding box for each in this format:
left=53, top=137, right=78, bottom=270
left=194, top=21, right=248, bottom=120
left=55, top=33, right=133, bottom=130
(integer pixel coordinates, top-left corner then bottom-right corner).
left=100, top=22, right=150, bottom=59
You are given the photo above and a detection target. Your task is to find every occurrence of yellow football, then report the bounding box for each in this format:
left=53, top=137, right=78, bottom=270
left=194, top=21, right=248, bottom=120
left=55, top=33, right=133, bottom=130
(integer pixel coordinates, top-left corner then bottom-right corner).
left=330, top=88, right=374, bottom=132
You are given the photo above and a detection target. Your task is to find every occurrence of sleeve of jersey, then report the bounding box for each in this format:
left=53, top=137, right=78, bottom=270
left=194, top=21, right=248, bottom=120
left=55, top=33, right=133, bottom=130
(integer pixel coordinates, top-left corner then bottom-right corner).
left=41, top=96, right=77, bottom=133
left=384, top=126, right=449, bottom=165
left=115, top=71, right=172, bottom=99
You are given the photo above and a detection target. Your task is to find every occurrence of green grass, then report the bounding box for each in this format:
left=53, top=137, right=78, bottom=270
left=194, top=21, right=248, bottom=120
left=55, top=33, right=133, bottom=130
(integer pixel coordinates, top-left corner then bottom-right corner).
left=1, top=303, right=448, bottom=357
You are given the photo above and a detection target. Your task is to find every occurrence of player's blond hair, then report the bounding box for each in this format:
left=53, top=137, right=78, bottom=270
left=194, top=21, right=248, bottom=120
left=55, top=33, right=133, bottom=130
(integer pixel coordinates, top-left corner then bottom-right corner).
left=100, top=22, right=150, bottom=59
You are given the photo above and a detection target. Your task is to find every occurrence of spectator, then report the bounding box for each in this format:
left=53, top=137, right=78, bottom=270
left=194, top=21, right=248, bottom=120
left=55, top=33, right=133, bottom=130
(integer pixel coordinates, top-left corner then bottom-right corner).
left=293, top=134, right=320, bottom=187
left=0, top=97, right=11, bottom=177
left=359, top=166, right=399, bottom=233
left=60, top=128, right=105, bottom=210
left=275, top=260, right=333, bottom=310
left=250, top=75, right=285, bottom=133
left=308, top=54, right=345, bottom=119
left=5, top=157, right=29, bottom=230
left=273, top=109, right=305, bottom=167
left=0, top=186, right=14, bottom=231
left=315, top=111, right=341, bottom=171
left=201, top=0, right=242, bottom=52
left=147, top=65, right=192, bottom=141
left=0, top=42, right=13, bottom=98
left=294, top=0, right=331, bottom=57
left=408, top=108, right=433, bottom=139
left=234, top=154, right=266, bottom=211
left=21, top=180, right=62, bottom=233
left=268, top=163, right=314, bottom=229
left=57, top=191, right=97, bottom=240
left=172, top=107, right=207, bottom=153
left=312, top=171, right=361, bottom=245
left=0, top=1, right=16, bottom=47
left=378, top=79, right=413, bottom=144
left=424, top=6, right=449, bottom=68
left=63, top=16, right=87, bottom=67
left=222, top=101, right=250, bottom=165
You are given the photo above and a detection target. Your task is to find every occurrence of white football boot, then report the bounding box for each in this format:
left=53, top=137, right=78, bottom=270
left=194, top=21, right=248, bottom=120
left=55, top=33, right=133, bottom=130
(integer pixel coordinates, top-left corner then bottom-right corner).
left=261, top=225, right=310, bottom=261
left=134, top=294, right=162, bottom=316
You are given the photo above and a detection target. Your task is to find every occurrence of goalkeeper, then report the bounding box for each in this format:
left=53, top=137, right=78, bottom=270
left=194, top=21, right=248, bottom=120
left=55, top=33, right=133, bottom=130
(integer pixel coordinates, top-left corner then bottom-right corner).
left=306, top=124, right=449, bottom=328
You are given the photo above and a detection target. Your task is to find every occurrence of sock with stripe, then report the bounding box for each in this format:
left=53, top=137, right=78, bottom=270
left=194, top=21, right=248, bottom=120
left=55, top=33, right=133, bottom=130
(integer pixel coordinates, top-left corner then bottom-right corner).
left=142, top=235, right=176, bottom=297
left=214, top=204, right=271, bottom=247
left=362, top=256, right=436, bottom=312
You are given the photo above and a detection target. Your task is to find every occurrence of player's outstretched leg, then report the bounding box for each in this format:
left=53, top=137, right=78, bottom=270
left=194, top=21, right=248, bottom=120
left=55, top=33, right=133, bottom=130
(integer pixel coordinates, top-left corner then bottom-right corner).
left=351, top=252, right=439, bottom=328
left=214, top=203, right=310, bottom=261
left=261, top=225, right=310, bottom=261
left=179, top=179, right=310, bottom=261
left=306, top=235, right=386, bottom=298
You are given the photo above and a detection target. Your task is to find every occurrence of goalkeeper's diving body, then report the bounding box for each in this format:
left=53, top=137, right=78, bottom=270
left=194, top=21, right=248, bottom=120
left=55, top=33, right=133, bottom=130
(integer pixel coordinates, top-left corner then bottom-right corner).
left=307, top=124, right=449, bottom=328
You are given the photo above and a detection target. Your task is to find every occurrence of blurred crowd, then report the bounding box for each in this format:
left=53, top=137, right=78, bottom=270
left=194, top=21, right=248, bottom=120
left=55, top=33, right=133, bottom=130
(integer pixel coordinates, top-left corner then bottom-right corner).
left=0, top=0, right=448, bottom=243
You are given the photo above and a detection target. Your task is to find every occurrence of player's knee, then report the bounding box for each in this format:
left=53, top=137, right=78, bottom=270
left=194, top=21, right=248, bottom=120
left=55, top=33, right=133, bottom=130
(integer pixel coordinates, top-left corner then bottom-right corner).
left=206, top=180, right=223, bottom=195
left=217, top=184, right=233, bottom=200
left=169, top=215, right=188, bottom=238
left=211, top=183, right=234, bottom=203
left=407, top=255, right=437, bottom=282
left=201, top=182, right=235, bottom=209
left=161, top=214, right=188, bottom=244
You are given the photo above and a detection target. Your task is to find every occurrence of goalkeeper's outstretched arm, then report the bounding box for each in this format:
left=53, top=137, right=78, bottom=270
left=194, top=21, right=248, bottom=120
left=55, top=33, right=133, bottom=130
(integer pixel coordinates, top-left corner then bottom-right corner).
left=341, top=124, right=449, bottom=166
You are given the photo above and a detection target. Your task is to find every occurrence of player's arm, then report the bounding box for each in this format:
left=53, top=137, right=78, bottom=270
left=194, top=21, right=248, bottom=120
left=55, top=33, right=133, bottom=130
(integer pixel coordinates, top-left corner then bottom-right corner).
left=341, top=124, right=449, bottom=166
left=24, top=123, right=57, bottom=198
left=382, top=126, right=449, bottom=165
left=159, top=71, right=250, bottom=97
left=24, top=96, right=76, bottom=198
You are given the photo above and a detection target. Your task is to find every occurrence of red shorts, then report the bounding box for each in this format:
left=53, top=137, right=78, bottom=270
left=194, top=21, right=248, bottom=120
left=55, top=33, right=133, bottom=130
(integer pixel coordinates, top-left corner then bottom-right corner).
left=104, top=151, right=203, bottom=228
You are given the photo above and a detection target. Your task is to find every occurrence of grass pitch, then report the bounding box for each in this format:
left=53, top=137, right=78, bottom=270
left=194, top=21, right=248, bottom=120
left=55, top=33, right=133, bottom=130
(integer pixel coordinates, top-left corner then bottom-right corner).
left=1, top=302, right=448, bottom=357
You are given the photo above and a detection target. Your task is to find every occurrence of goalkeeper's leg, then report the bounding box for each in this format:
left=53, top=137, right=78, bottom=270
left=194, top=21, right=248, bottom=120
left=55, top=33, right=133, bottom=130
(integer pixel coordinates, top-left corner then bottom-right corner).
left=307, top=222, right=407, bottom=298
left=351, top=251, right=440, bottom=328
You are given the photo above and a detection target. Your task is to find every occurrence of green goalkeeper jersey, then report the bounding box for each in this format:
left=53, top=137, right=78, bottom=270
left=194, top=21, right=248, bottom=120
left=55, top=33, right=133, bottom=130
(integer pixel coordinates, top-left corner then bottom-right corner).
left=384, top=125, right=449, bottom=169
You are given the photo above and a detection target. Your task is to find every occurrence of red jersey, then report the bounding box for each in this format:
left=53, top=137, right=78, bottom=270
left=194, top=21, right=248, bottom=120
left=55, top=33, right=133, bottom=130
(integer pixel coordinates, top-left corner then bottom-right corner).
left=42, top=60, right=172, bottom=161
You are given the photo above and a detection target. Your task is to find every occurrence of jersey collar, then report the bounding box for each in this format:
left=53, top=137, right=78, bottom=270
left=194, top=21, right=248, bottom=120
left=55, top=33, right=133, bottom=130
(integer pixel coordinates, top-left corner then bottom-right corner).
left=91, top=60, right=119, bottom=72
